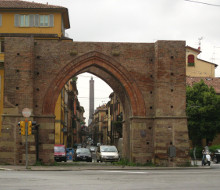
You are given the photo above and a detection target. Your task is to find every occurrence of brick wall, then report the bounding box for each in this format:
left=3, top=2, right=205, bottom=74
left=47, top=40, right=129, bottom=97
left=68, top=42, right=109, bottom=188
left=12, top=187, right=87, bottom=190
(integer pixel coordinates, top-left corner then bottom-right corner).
left=0, top=38, right=190, bottom=165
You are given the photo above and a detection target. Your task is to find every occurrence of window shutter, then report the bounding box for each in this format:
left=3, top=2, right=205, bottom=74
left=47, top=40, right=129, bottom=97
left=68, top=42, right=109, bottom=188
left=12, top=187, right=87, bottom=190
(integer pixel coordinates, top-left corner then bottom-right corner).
left=29, top=14, right=34, bottom=27
left=14, top=14, right=19, bottom=27
left=49, top=14, right=54, bottom=27
left=35, top=14, right=39, bottom=27
left=188, top=54, right=195, bottom=66
left=0, top=14, right=2, bottom=26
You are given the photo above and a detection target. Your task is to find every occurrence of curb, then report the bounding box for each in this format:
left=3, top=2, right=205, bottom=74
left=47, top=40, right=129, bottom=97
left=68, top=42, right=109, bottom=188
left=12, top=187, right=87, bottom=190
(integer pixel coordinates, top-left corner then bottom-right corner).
left=0, top=165, right=211, bottom=171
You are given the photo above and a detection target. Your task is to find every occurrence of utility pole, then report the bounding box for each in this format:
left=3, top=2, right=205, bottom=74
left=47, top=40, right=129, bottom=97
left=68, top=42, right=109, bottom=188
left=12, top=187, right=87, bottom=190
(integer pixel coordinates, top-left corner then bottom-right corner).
left=25, top=118, right=28, bottom=169
left=19, top=108, right=37, bottom=169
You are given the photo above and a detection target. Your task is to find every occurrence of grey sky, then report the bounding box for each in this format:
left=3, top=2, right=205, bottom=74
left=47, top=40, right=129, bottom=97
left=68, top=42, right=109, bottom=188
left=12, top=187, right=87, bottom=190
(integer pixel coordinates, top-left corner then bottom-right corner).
left=25, top=0, right=220, bottom=124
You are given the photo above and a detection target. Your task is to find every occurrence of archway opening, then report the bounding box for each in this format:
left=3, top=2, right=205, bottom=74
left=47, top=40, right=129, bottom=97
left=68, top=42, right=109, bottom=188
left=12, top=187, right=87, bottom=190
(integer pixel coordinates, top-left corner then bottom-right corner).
left=41, top=52, right=146, bottom=164
left=52, top=66, right=133, bottom=161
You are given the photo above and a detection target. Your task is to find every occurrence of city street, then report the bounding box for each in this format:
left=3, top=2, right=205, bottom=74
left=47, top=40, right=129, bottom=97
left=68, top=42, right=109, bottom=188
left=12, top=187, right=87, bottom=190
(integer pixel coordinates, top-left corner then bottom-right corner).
left=0, top=163, right=220, bottom=190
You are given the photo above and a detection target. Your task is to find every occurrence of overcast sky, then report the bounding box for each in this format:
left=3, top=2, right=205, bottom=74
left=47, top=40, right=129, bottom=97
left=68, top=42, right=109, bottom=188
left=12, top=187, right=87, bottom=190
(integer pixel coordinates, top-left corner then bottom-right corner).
left=25, top=0, right=220, bottom=124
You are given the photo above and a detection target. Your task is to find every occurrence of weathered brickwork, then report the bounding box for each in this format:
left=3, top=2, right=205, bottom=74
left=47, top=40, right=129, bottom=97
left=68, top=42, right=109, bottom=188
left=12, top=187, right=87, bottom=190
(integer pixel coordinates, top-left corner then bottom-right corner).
left=0, top=37, right=190, bottom=166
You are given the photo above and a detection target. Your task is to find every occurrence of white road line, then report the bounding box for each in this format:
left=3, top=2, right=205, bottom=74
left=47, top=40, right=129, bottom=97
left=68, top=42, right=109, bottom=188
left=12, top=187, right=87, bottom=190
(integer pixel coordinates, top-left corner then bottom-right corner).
left=0, top=168, right=13, bottom=171
left=101, top=170, right=149, bottom=174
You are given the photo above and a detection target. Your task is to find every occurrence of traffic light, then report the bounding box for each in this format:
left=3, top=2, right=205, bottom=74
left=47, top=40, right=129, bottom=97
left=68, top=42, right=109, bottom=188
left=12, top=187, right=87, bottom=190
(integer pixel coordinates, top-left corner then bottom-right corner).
left=18, top=121, right=25, bottom=136
left=28, top=121, right=32, bottom=135
left=28, top=121, right=37, bottom=135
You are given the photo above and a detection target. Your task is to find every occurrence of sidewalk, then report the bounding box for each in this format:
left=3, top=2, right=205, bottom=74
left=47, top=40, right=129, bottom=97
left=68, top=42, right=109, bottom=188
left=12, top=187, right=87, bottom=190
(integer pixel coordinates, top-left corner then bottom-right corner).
left=0, top=161, right=210, bottom=171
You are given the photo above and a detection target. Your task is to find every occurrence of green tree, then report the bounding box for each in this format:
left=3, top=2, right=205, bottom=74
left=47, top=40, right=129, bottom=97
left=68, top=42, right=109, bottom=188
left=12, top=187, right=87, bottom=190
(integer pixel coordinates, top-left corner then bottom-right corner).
left=186, top=80, right=220, bottom=146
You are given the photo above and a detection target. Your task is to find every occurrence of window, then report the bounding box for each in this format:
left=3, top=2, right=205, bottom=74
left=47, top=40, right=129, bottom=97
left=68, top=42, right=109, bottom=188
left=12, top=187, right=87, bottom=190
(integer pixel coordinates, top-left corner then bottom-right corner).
left=0, top=40, right=4, bottom=53
left=0, top=14, right=2, bottom=27
left=20, top=15, right=29, bottom=27
left=40, top=15, right=49, bottom=26
left=188, top=54, right=195, bottom=66
left=14, top=14, right=54, bottom=27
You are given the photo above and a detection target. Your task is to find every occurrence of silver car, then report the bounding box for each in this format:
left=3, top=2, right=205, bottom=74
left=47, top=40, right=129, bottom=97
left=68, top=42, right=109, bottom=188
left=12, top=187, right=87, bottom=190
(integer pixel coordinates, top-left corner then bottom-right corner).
left=96, top=145, right=119, bottom=162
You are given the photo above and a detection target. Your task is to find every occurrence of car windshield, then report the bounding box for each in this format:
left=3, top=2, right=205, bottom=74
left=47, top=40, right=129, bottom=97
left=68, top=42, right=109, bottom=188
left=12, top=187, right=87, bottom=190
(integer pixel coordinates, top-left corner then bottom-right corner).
left=100, top=146, right=117, bottom=152
left=54, top=146, right=65, bottom=153
left=76, top=148, right=90, bottom=154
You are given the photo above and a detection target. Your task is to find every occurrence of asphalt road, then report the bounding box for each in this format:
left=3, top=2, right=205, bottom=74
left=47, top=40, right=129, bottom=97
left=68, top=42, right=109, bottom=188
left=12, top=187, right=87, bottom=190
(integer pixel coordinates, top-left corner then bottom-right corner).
left=1, top=164, right=220, bottom=190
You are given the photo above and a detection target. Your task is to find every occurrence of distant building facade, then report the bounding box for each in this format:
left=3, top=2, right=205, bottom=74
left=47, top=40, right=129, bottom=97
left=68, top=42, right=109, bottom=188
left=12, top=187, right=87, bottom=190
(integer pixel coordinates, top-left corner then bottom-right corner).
left=186, top=46, right=217, bottom=77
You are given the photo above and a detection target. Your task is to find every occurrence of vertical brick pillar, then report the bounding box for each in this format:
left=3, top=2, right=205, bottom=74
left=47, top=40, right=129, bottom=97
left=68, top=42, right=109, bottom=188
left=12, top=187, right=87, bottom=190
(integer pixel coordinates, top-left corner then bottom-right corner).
left=153, top=41, right=190, bottom=166
left=4, top=37, right=35, bottom=110
left=122, top=118, right=130, bottom=161
left=0, top=37, right=35, bottom=165
left=129, top=118, right=154, bottom=164
left=36, top=116, right=55, bottom=164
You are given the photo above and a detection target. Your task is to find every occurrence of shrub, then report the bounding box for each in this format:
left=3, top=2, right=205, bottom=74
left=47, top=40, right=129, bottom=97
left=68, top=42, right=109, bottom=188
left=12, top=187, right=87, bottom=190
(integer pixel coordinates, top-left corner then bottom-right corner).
left=190, top=145, right=220, bottom=159
left=209, top=145, right=220, bottom=153
left=114, top=158, right=155, bottom=167
left=190, top=146, right=203, bottom=159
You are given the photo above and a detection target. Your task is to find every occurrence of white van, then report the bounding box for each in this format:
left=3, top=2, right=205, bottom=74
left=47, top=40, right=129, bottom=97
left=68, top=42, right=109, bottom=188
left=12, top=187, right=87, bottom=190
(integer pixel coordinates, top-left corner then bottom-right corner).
left=96, top=145, right=119, bottom=162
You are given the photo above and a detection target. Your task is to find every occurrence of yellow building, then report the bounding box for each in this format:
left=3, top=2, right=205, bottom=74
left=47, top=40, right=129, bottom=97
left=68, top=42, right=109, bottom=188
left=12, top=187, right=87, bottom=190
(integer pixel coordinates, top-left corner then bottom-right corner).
left=186, top=46, right=220, bottom=146
left=107, top=92, right=123, bottom=145
left=91, top=105, right=108, bottom=145
left=0, top=1, right=69, bottom=38
left=0, top=0, right=70, bottom=136
left=186, top=46, right=217, bottom=77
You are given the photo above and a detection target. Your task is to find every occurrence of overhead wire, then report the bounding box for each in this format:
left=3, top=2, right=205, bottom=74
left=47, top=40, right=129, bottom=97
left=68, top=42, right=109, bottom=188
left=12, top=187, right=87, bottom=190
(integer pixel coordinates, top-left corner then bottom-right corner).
left=78, top=97, right=110, bottom=99
left=184, top=0, right=220, bottom=7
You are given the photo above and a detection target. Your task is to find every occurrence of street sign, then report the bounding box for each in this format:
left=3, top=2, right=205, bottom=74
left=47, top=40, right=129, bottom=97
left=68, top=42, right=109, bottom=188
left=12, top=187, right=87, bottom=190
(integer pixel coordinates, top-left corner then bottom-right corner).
left=22, top=108, right=31, bottom=118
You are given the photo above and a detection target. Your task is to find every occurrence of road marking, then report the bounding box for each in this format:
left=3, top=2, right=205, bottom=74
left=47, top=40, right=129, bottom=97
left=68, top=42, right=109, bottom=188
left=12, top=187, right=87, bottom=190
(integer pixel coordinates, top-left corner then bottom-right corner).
left=0, top=168, right=13, bottom=171
left=101, top=170, right=149, bottom=174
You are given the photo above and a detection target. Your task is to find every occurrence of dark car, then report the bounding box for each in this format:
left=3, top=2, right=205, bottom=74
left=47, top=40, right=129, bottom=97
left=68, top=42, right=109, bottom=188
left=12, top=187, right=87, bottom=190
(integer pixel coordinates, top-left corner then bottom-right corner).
left=212, top=149, right=220, bottom=163
left=74, top=148, right=92, bottom=162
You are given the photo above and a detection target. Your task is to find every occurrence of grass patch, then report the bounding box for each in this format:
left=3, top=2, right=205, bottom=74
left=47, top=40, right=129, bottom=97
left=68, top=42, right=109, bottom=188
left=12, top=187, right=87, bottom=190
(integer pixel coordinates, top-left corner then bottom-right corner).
left=113, top=159, right=156, bottom=167
left=176, top=161, right=192, bottom=167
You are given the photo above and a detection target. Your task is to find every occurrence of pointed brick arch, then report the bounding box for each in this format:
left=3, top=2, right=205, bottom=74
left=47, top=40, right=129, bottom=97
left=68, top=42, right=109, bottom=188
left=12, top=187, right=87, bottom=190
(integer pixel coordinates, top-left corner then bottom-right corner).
left=1, top=38, right=190, bottom=166
left=42, top=51, right=146, bottom=117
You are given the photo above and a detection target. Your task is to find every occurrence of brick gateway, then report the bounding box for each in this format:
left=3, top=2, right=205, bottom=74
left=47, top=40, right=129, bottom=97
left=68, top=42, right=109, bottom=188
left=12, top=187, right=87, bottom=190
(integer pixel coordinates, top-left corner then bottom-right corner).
left=0, top=37, right=190, bottom=166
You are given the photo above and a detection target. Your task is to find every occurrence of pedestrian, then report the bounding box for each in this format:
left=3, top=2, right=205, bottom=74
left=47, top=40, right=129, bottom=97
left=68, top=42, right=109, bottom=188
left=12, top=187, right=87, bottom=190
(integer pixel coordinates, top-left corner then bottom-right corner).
left=202, top=147, right=206, bottom=165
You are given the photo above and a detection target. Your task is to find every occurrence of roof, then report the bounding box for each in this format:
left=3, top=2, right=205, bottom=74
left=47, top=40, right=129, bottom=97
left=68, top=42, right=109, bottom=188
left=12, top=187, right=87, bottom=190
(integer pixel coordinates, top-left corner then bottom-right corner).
left=186, top=46, right=201, bottom=54
left=0, top=0, right=64, bottom=9
left=0, top=0, right=70, bottom=29
left=197, top=58, right=218, bottom=67
left=186, top=77, right=220, bottom=94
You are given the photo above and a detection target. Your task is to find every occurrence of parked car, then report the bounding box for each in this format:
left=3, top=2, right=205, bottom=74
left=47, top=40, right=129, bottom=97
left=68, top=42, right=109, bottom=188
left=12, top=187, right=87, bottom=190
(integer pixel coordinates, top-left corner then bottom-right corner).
left=96, top=145, right=119, bottom=162
left=212, top=149, right=220, bottom=163
left=54, top=144, right=67, bottom=162
left=74, top=148, right=92, bottom=162
left=89, top=146, right=96, bottom=152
